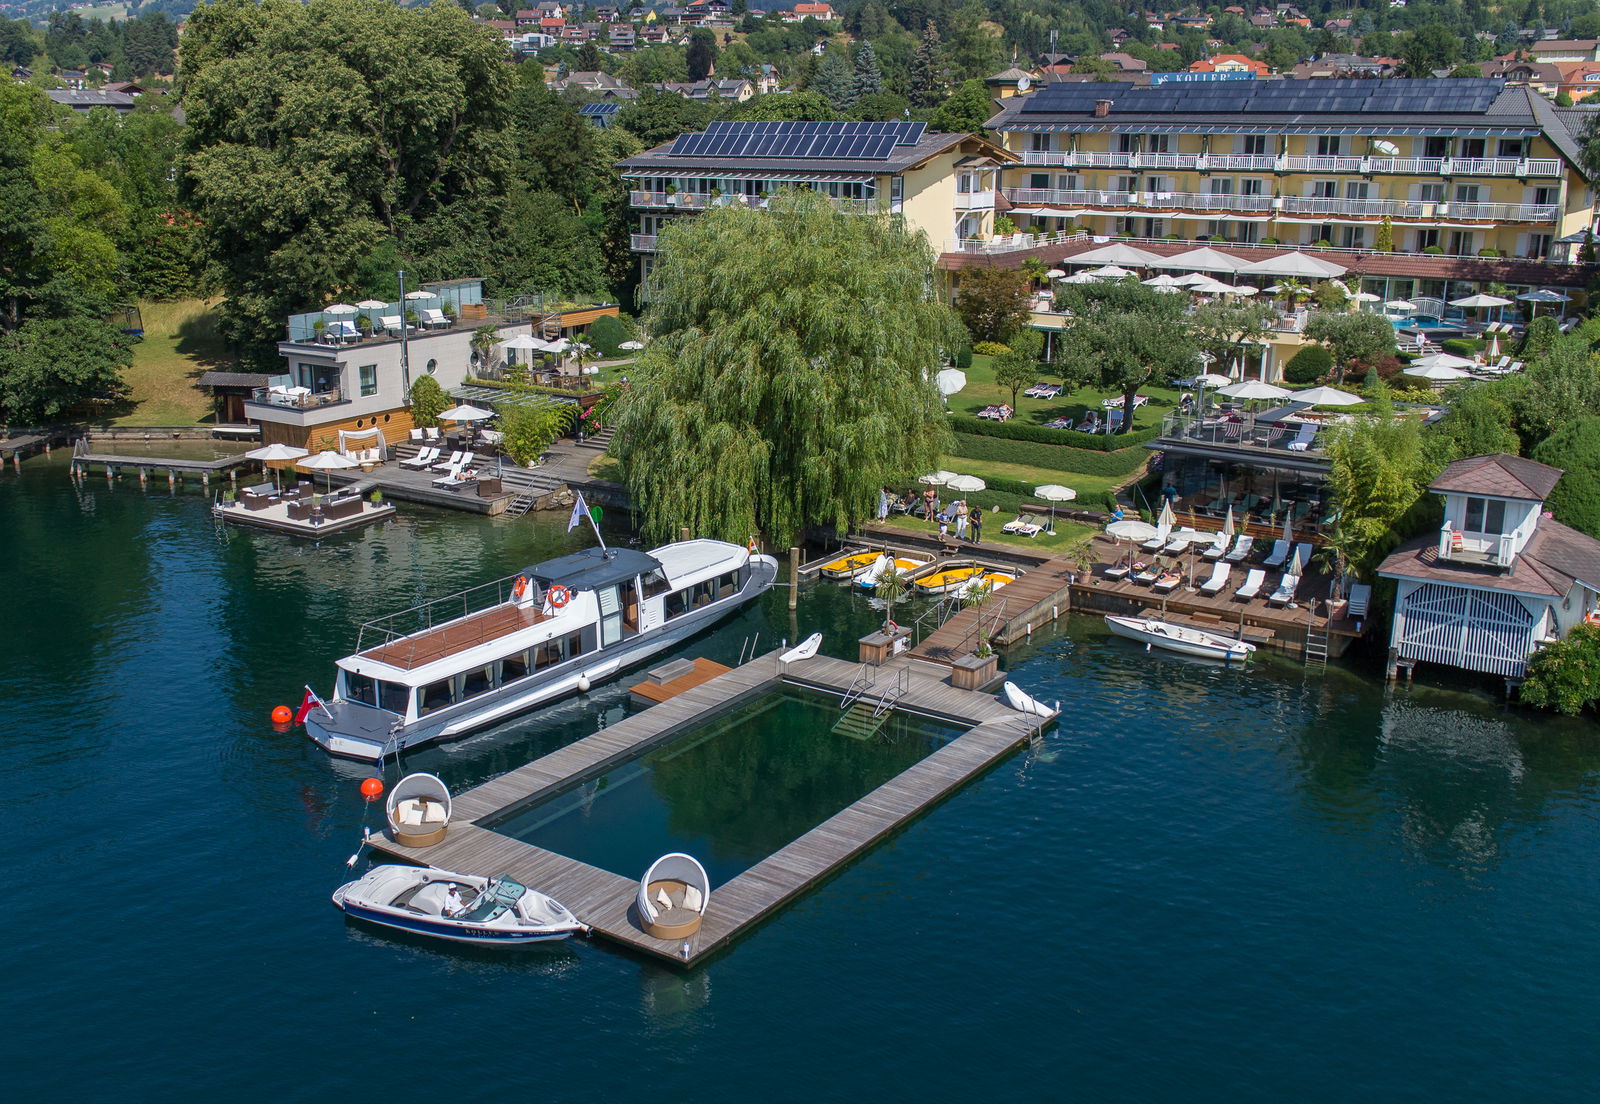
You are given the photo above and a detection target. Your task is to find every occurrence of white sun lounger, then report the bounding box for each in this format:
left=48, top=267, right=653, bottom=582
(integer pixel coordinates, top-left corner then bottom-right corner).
left=1200, top=531, right=1231, bottom=559
left=1164, top=527, right=1199, bottom=554
left=1267, top=573, right=1300, bottom=606
left=430, top=449, right=466, bottom=472
left=400, top=446, right=439, bottom=470
left=1199, top=562, right=1231, bottom=595
left=1234, top=568, right=1266, bottom=600
left=1224, top=535, right=1254, bottom=562
left=1262, top=539, right=1290, bottom=567
left=1141, top=527, right=1172, bottom=552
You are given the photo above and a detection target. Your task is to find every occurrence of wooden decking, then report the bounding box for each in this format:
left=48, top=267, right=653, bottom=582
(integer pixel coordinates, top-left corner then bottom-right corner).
left=629, top=657, right=732, bottom=705
left=360, top=602, right=548, bottom=669
left=367, top=650, right=1046, bottom=966
left=912, top=555, right=1079, bottom=663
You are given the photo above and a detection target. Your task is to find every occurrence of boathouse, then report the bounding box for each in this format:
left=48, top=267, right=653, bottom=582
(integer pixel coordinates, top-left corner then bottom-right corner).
left=1377, top=453, right=1600, bottom=677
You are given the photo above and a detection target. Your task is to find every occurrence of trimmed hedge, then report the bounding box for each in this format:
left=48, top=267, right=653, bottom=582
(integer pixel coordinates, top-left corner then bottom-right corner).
left=949, top=431, right=1154, bottom=478
left=1440, top=337, right=1486, bottom=357
left=949, top=413, right=1162, bottom=453
left=1284, top=345, right=1332, bottom=384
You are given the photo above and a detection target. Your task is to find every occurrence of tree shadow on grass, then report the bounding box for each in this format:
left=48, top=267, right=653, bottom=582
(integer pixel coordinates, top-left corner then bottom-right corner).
left=173, top=303, right=238, bottom=374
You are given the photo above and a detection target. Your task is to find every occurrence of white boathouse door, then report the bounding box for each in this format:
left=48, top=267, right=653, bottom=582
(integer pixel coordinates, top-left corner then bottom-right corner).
left=1395, top=583, right=1535, bottom=677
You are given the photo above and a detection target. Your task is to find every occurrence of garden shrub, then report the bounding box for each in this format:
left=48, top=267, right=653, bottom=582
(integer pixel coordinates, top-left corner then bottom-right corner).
left=947, top=431, right=1155, bottom=477
left=972, top=340, right=1012, bottom=356
left=954, top=346, right=973, bottom=370
left=1440, top=338, right=1486, bottom=358
left=948, top=414, right=1162, bottom=453
left=1283, top=345, right=1333, bottom=384
left=408, top=375, right=447, bottom=427
left=1532, top=415, right=1600, bottom=538
left=587, top=313, right=631, bottom=358
left=1520, top=623, right=1600, bottom=715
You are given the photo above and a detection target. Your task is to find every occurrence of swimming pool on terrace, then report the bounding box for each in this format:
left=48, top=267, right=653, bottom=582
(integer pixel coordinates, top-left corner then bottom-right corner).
left=491, top=687, right=964, bottom=886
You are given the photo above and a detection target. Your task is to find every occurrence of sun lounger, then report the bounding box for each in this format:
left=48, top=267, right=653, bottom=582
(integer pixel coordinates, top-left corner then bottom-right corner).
left=1266, top=573, right=1300, bottom=606
left=1152, top=571, right=1182, bottom=593
left=1292, top=542, right=1314, bottom=571
left=1346, top=582, right=1372, bottom=619
left=400, top=446, right=439, bottom=470
left=1234, top=568, right=1266, bottom=600
left=419, top=307, right=449, bottom=330
left=1002, top=512, right=1042, bottom=536
left=1262, top=539, right=1290, bottom=567
left=1024, top=382, right=1053, bottom=397
left=430, top=449, right=466, bottom=472
left=1224, top=534, right=1254, bottom=562
left=1200, top=531, right=1231, bottom=559
left=1141, top=528, right=1172, bottom=552
left=1103, top=563, right=1132, bottom=580
left=1285, top=423, right=1318, bottom=452
left=1199, top=562, right=1231, bottom=595
left=1164, top=527, right=1199, bottom=554
left=1133, top=563, right=1161, bottom=585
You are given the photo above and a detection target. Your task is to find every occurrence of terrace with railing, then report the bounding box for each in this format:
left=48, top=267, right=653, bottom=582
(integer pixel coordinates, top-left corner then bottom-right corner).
left=1000, top=188, right=1560, bottom=224
left=1158, top=410, right=1335, bottom=459
left=283, top=286, right=619, bottom=348
left=944, top=227, right=1580, bottom=264
left=1015, top=150, right=1563, bottom=177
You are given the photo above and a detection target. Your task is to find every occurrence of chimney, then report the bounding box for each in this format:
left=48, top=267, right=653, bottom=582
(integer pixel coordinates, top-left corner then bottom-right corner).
left=1094, top=98, right=1112, bottom=117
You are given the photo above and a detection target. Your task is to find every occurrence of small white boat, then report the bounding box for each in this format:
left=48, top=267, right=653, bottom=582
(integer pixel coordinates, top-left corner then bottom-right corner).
left=1003, top=681, right=1056, bottom=718
left=779, top=632, right=822, bottom=663
left=332, top=865, right=588, bottom=946
left=1103, top=614, right=1256, bottom=662
left=854, top=552, right=932, bottom=590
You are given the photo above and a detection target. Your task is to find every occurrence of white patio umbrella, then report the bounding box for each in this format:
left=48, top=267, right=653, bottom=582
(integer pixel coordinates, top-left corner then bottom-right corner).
left=1189, top=276, right=1236, bottom=295
left=1106, top=518, right=1158, bottom=541
left=1351, top=292, right=1382, bottom=303
left=1045, top=268, right=1067, bottom=279
left=1142, top=274, right=1182, bottom=287
left=403, top=290, right=437, bottom=301
left=1068, top=242, right=1167, bottom=267
left=1384, top=299, right=1416, bottom=312
left=1034, top=483, right=1076, bottom=533
left=1404, top=363, right=1473, bottom=382
left=1161, top=246, right=1246, bottom=273
left=1223, top=504, right=1236, bottom=540
left=1228, top=285, right=1260, bottom=296
left=246, top=442, right=309, bottom=493
left=1195, top=372, right=1232, bottom=388
left=1156, top=498, right=1175, bottom=537
left=499, top=334, right=544, bottom=364
left=1062, top=271, right=1100, bottom=284
left=946, top=474, right=986, bottom=494
left=1450, top=293, right=1513, bottom=309
left=324, top=303, right=357, bottom=315
left=934, top=368, right=967, bottom=396
left=918, top=470, right=956, bottom=485
left=618, top=339, right=645, bottom=351
left=1237, top=251, right=1347, bottom=278
left=1219, top=380, right=1292, bottom=401
left=438, top=403, right=495, bottom=422
left=1173, top=272, right=1214, bottom=286
left=1292, top=385, right=1364, bottom=406
left=1087, top=265, right=1133, bottom=279
left=298, top=449, right=360, bottom=494
left=356, top=298, right=388, bottom=330
left=1286, top=545, right=1304, bottom=577
left=1408, top=353, right=1477, bottom=371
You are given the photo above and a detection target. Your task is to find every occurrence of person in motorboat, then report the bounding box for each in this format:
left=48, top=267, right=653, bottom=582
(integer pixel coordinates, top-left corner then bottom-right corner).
left=444, top=883, right=465, bottom=917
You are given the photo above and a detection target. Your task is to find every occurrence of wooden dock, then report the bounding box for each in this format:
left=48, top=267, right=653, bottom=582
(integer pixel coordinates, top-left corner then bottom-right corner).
left=629, top=656, right=732, bottom=705
left=367, top=650, right=1046, bottom=966
left=911, top=554, right=1080, bottom=663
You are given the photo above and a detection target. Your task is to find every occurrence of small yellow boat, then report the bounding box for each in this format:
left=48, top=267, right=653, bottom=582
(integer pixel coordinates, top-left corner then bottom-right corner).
left=913, top=565, right=985, bottom=594
left=955, top=571, right=1014, bottom=599
left=819, top=550, right=881, bottom=579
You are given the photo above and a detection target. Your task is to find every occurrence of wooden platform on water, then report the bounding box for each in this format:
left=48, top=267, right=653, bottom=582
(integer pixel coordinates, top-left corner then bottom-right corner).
left=911, top=554, right=1080, bottom=664
left=629, top=656, right=732, bottom=705
left=367, top=650, right=1046, bottom=966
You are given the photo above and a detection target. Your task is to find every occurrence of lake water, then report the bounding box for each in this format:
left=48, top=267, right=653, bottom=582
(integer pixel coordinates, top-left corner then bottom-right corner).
left=5, top=454, right=1599, bottom=1100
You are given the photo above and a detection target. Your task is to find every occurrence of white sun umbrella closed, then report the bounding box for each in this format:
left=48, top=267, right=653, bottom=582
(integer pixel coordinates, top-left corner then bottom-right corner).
left=934, top=368, right=967, bottom=396
left=918, top=470, right=956, bottom=485
left=1286, top=545, right=1304, bottom=577
left=246, top=442, right=309, bottom=492
left=1223, top=504, right=1236, bottom=540
left=1292, top=385, right=1364, bottom=406
left=1404, top=362, right=1473, bottom=382
left=298, top=449, right=361, bottom=494
left=1034, top=483, right=1076, bottom=532
left=1156, top=498, right=1175, bottom=540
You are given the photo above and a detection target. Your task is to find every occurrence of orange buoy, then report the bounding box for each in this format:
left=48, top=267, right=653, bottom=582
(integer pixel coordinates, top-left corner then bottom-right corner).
left=360, top=777, right=384, bottom=801
left=271, top=705, right=292, bottom=724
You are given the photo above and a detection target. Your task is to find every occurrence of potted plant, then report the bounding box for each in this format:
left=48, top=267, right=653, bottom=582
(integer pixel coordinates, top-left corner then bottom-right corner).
left=874, top=565, right=910, bottom=644
left=405, top=309, right=419, bottom=327
left=370, top=489, right=383, bottom=505
left=951, top=581, right=1001, bottom=688
left=312, top=319, right=327, bottom=341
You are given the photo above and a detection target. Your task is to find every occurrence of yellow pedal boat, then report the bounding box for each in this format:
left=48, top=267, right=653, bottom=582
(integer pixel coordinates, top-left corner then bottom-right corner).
left=819, top=550, right=881, bottom=579
left=913, top=565, right=985, bottom=594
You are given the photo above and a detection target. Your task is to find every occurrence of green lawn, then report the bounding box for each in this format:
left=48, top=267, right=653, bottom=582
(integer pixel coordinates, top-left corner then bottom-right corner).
left=113, top=299, right=236, bottom=426
left=931, top=454, right=1123, bottom=499
left=878, top=512, right=1098, bottom=553
left=952, top=354, right=1183, bottom=435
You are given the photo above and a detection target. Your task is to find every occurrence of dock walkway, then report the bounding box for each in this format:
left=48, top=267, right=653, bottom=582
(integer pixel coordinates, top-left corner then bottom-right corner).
left=911, top=555, right=1080, bottom=663
left=368, top=651, right=1044, bottom=966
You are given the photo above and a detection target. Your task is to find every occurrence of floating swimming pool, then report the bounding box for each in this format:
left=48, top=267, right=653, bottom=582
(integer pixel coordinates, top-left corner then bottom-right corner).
left=494, top=688, right=963, bottom=885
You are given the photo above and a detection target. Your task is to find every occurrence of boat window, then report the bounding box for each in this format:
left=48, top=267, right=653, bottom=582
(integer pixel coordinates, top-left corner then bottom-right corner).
left=378, top=680, right=410, bottom=715
left=344, top=672, right=377, bottom=707
left=641, top=569, right=671, bottom=598
left=461, top=665, right=494, bottom=699
left=534, top=639, right=561, bottom=669
left=693, top=580, right=716, bottom=608
left=717, top=571, right=737, bottom=599
left=565, top=631, right=584, bottom=658
left=664, top=588, right=690, bottom=620
left=418, top=679, right=454, bottom=715
left=501, top=651, right=530, bottom=683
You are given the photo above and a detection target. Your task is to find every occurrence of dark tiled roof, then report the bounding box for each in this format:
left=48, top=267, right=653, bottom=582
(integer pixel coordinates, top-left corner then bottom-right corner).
left=1429, top=453, right=1564, bottom=500
left=1377, top=526, right=1570, bottom=598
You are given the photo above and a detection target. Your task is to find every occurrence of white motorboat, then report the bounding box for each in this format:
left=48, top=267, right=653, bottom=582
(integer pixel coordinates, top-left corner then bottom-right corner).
left=332, top=865, right=588, bottom=946
left=1103, top=615, right=1256, bottom=662
left=303, top=537, right=780, bottom=760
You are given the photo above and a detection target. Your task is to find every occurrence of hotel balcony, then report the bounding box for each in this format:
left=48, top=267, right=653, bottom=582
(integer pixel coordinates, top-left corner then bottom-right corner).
left=1437, top=521, right=1523, bottom=569
left=627, top=189, right=886, bottom=214
left=1015, top=150, right=1564, bottom=177
left=631, top=233, right=659, bottom=251
left=1157, top=410, right=1331, bottom=461
left=1001, top=188, right=1561, bottom=224
left=244, top=386, right=350, bottom=424
left=954, top=189, right=997, bottom=210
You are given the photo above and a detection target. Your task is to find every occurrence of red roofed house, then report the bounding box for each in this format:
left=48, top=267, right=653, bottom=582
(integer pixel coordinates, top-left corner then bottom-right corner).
left=784, top=2, right=839, bottom=20
left=1378, top=454, right=1600, bottom=679
left=1189, top=53, right=1273, bottom=75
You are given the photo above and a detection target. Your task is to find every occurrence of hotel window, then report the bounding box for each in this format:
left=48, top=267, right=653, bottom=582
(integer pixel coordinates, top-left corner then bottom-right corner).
left=1147, top=134, right=1169, bottom=154
left=1532, top=186, right=1558, bottom=206
left=1236, top=223, right=1259, bottom=244
left=1118, top=175, right=1139, bottom=194
left=1340, top=226, right=1366, bottom=249
left=1030, top=133, right=1052, bottom=151
left=1345, top=181, right=1369, bottom=200
left=1498, top=138, right=1527, bottom=158
left=1463, top=497, right=1507, bottom=534
left=1240, top=135, right=1267, bottom=156
left=1418, top=183, right=1444, bottom=203
left=1455, top=185, right=1482, bottom=204
left=1316, top=135, right=1342, bottom=156
left=1240, top=178, right=1264, bottom=196
left=358, top=364, right=377, bottom=397
left=1030, top=173, right=1051, bottom=190
left=1057, top=174, right=1079, bottom=191
left=1311, top=181, right=1338, bottom=199
left=1424, top=136, right=1449, bottom=158
left=1459, top=138, right=1486, bottom=159
left=1118, top=134, right=1139, bottom=153
left=1415, top=228, right=1440, bottom=250
left=1449, top=230, right=1475, bottom=255
left=1527, top=233, right=1553, bottom=257
left=1208, top=178, right=1234, bottom=195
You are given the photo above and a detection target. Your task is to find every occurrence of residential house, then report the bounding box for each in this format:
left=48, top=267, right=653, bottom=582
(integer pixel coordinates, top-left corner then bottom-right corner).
left=58, top=69, right=88, bottom=89
left=1290, top=54, right=1402, bottom=79
left=549, top=70, right=638, bottom=99
left=1100, top=53, right=1149, bottom=73
left=1555, top=61, right=1600, bottom=101
left=782, top=3, right=838, bottom=22
left=1378, top=454, right=1600, bottom=679
left=1477, top=58, right=1563, bottom=98
left=655, top=79, right=755, bottom=102
left=617, top=120, right=1015, bottom=293
left=609, top=25, right=637, bottom=50
left=1513, top=39, right=1600, bottom=64
left=246, top=279, right=619, bottom=452
left=515, top=9, right=540, bottom=26
left=45, top=89, right=136, bottom=112
left=1189, top=53, right=1274, bottom=75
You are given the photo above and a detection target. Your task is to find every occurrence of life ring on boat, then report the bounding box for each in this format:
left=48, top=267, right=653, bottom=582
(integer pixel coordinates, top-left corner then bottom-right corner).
left=547, top=584, right=572, bottom=609
left=885, top=619, right=899, bottom=634
left=512, top=575, right=529, bottom=601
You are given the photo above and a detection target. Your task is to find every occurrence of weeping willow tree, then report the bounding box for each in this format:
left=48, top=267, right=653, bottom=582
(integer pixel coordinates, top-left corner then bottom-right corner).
left=611, top=189, right=961, bottom=545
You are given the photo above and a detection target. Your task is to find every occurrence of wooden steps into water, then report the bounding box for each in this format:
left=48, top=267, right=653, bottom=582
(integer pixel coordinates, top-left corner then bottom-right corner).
left=831, top=701, right=889, bottom=740
left=366, top=650, right=1047, bottom=966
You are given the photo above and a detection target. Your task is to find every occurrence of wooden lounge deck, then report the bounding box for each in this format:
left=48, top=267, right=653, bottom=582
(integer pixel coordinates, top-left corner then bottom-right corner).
left=367, top=650, right=1046, bottom=966
left=629, top=657, right=732, bottom=705
left=360, top=602, right=549, bottom=670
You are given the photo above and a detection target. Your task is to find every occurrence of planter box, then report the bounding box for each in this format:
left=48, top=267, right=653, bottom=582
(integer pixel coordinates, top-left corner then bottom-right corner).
left=858, top=628, right=911, bottom=665
left=951, top=652, right=999, bottom=690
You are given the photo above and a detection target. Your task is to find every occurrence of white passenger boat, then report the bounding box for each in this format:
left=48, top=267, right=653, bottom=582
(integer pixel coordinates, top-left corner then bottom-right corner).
left=1103, top=615, right=1256, bottom=662
left=303, top=538, right=780, bottom=760
left=332, top=865, right=587, bottom=946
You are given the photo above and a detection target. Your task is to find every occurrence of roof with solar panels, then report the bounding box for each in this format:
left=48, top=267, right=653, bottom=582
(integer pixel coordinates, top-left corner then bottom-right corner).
left=986, top=78, right=1588, bottom=173
left=618, top=120, right=1014, bottom=175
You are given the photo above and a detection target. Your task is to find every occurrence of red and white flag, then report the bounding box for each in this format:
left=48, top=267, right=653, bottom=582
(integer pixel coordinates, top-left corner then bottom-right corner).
left=293, top=686, right=323, bottom=725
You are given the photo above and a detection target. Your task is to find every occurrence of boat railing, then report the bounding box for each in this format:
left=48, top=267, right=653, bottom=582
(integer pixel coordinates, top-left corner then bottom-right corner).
left=840, top=662, right=877, bottom=709
left=355, top=574, right=523, bottom=663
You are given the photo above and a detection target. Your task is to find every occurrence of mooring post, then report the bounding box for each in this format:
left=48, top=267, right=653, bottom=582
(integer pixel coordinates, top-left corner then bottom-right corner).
left=788, top=546, right=800, bottom=610
left=680, top=526, right=690, bottom=543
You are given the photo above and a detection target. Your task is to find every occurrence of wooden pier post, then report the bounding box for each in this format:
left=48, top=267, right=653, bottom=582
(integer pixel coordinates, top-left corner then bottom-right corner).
left=680, top=526, right=690, bottom=543
left=788, top=546, right=800, bottom=610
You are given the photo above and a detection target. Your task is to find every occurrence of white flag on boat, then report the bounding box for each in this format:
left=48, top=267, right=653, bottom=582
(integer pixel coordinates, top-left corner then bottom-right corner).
left=568, top=490, right=589, bottom=533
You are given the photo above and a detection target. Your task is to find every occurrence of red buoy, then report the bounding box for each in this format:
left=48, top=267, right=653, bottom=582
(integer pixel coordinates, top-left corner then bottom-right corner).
left=360, top=777, right=384, bottom=801
left=271, top=705, right=292, bottom=724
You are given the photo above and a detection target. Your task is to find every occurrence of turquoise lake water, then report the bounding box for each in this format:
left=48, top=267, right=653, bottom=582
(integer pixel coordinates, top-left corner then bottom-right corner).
left=5, top=455, right=1599, bottom=1099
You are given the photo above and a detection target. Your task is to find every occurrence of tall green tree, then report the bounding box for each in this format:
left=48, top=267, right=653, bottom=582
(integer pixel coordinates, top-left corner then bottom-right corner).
left=810, top=44, right=856, bottom=111
left=686, top=29, right=717, bottom=82
left=180, top=0, right=515, bottom=360
left=953, top=267, right=1031, bottom=343
left=1055, top=280, right=1198, bottom=433
left=1303, top=310, right=1395, bottom=381
left=1322, top=390, right=1436, bottom=577
left=943, top=0, right=1001, bottom=79
left=611, top=190, right=961, bottom=545
left=909, top=19, right=944, bottom=108
left=1186, top=300, right=1276, bottom=378
left=929, top=78, right=993, bottom=134
left=1531, top=416, right=1600, bottom=536
left=852, top=41, right=884, bottom=100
